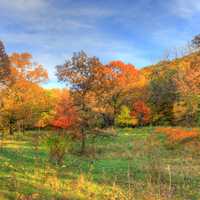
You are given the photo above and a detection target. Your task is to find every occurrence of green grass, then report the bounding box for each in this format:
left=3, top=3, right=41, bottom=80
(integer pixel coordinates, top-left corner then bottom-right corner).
left=0, top=127, right=200, bottom=199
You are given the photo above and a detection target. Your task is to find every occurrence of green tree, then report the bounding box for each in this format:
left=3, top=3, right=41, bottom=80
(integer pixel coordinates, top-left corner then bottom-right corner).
left=148, top=69, right=179, bottom=125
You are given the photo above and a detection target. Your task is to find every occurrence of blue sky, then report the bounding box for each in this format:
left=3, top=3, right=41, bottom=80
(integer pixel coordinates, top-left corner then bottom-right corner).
left=0, top=0, right=199, bottom=88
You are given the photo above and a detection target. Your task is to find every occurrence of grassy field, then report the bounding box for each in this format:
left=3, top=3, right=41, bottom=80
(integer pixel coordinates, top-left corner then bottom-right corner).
left=0, top=127, right=200, bottom=200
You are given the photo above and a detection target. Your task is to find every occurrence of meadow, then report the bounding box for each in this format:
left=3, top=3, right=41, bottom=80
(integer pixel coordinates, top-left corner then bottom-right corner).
left=1, top=3, right=200, bottom=200
left=0, top=127, right=200, bottom=200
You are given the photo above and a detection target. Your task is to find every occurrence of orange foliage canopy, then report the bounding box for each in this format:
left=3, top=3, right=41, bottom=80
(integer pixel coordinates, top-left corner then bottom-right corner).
left=93, top=60, right=139, bottom=115
left=0, top=52, right=49, bottom=134
left=106, top=60, right=138, bottom=88
left=131, top=100, right=151, bottom=125
left=174, top=55, right=200, bottom=96
left=10, top=53, right=48, bottom=83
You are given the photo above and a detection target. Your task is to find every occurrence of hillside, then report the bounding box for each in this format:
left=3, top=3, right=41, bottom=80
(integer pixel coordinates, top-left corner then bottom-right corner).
left=141, top=52, right=200, bottom=79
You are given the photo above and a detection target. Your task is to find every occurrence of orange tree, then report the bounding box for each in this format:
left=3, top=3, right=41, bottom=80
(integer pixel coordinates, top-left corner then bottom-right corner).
left=95, top=60, right=139, bottom=125
left=174, top=54, right=200, bottom=125
left=0, top=53, right=48, bottom=135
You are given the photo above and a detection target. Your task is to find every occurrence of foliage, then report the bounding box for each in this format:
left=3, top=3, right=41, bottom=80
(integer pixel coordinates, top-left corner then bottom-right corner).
left=148, top=69, right=179, bottom=125
left=0, top=53, right=49, bottom=134
left=96, top=60, right=139, bottom=123
left=115, top=105, right=133, bottom=127
left=9, top=53, right=48, bottom=84
left=131, top=100, right=151, bottom=126
left=155, top=127, right=200, bottom=144
left=56, top=51, right=103, bottom=153
left=51, top=90, right=76, bottom=130
left=175, top=55, right=200, bottom=96
left=2, top=39, right=200, bottom=130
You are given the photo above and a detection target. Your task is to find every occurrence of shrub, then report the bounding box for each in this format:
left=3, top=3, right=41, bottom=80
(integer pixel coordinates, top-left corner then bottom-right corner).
left=155, top=127, right=200, bottom=144
left=47, top=133, right=72, bottom=165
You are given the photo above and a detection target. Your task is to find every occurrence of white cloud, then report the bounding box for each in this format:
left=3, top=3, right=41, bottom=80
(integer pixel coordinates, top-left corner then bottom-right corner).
left=170, top=0, right=200, bottom=18
left=0, top=0, right=48, bottom=12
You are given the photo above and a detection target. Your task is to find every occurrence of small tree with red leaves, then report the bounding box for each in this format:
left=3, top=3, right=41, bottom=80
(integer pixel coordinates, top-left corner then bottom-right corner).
left=51, top=91, right=77, bottom=133
left=131, top=100, right=151, bottom=126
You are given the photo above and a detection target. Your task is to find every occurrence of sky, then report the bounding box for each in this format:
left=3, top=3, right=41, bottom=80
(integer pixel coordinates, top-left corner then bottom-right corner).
left=0, top=0, right=199, bottom=88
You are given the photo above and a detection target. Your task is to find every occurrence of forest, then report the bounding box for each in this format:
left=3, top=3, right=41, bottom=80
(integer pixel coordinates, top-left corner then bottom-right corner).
left=0, top=34, right=200, bottom=200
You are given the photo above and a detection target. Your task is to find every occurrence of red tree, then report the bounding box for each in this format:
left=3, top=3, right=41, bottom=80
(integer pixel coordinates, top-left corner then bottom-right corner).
left=131, top=100, right=151, bottom=126
left=51, top=90, right=77, bottom=130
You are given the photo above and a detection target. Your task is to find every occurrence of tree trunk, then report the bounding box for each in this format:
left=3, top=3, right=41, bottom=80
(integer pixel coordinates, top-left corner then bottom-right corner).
left=22, top=120, right=25, bottom=133
left=9, top=123, right=14, bottom=135
left=80, top=129, right=85, bottom=154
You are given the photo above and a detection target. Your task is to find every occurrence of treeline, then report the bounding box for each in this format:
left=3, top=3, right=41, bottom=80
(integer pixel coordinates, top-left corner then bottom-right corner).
left=0, top=35, right=200, bottom=152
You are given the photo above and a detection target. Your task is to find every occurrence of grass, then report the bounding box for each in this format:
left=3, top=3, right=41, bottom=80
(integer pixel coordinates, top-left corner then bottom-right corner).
left=0, top=127, right=200, bottom=199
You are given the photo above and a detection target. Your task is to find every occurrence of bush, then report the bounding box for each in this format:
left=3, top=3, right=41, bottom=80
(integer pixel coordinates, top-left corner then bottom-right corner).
left=115, top=105, right=133, bottom=127
left=47, top=132, right=72, bottom=165
left=155, top=127, right=200, bottom=144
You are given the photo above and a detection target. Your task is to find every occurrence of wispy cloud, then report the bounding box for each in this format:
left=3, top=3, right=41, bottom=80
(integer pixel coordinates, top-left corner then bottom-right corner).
left=0, top=0, right=48, bottom=12
left=169, top=0, right=200, bottom=18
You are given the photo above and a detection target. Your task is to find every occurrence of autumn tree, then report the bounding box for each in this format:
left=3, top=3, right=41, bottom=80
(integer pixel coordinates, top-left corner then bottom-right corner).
left=115, top=105, right=132, bottom=127
left=35, top=89, right=62, bottom=129
left=96, top=60, right=139, bottom=124
left=174, top=54, right=200, bottom=125
left=56, top=51, right=102, bottom=153
left=131, top=100, right=151, bottom=126
left=0, top=53, right=48, bottom=135
left=9, top=53, right=48, bottom=83
left=51, top=90, right=77, bottom=131
left=1, top=82, right=49, bottom=134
